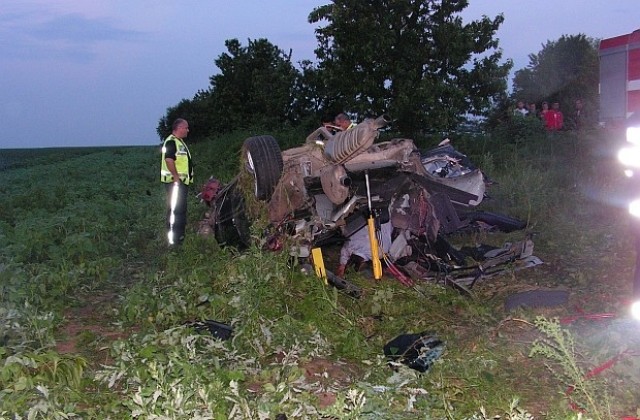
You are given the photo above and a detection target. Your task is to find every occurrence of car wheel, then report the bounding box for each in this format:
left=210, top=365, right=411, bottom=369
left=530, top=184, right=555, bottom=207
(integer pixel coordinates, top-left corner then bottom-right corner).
left=213, top=183, right=251, bottom=249
left=243, top=135, right=283, bottom=200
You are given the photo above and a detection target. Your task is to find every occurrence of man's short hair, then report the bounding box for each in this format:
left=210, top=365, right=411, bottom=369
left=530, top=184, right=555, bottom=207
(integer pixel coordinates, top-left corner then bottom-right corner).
left=172, top=118, right=187, bottom=131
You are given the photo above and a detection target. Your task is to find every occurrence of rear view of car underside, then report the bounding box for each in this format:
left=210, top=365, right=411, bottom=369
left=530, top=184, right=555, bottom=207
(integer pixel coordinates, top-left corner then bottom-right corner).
left=201, top=115, right=540, bottom=296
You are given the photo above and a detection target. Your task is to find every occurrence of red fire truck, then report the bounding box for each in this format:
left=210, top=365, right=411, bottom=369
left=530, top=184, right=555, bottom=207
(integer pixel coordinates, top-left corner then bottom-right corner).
left=599, top=29, right=640, bottom=126
left=604, top=30, right=640, bottom=318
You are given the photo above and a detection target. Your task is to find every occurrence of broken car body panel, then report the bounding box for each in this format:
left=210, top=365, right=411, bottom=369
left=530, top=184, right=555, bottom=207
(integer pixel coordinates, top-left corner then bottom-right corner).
left=202, top=116, right=538, bottom=290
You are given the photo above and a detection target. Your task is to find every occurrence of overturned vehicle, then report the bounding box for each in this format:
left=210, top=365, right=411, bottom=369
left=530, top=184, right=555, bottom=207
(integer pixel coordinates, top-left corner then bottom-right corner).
left=201, top=116, right=540, bottom=293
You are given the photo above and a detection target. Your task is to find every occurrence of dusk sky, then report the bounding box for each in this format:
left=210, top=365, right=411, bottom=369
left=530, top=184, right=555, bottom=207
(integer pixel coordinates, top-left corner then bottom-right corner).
left=2, top=1, right=639, bottom=149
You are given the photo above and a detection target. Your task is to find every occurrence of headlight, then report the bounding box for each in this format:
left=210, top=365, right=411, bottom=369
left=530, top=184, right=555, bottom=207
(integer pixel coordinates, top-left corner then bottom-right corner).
left=629, top=199, right=640, bottom=218
left=631, top=300, right=640, bottom=320
left=618, top=146, right=640, bottom=168
left=627, top=126, right=640, bottom=145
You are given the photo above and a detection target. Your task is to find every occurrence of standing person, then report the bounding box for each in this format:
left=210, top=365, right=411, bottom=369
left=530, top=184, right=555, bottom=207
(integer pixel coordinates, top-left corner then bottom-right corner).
left=334, top=112, right=357, bottom=130
left=321, top=114, right=341, bottom=134
left=527, top=102, right=538, bottom=119
left=573, top=99, right=585, bottom=131
left=542, top=101, right=563, bottom=132
left=550, top=102, right=564, bottom=131
left=540, top=101, right=550, bottom=125
left=513, top=100, right=528, bottom=117
left=160, top=118, right=193, bottom=246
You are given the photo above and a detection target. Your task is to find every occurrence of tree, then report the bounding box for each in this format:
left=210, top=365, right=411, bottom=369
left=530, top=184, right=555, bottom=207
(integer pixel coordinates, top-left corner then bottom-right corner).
left=308, top=0, right=511, bottom=136
left=208, top=38, right=300, bottom=133
left=290, top=59, right=339, bottom=129
left=512, top=34, right=599, bottom=128
left=157, top=90, right=215, bottom=141
left=157, top=38, right=301, bottom=140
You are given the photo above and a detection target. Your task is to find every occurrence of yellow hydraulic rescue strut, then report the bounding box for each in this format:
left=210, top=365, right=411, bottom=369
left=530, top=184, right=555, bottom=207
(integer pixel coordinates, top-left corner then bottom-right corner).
left=365, top=171, right=383, bottom=280
left=311, top=247, right=328, bottom=285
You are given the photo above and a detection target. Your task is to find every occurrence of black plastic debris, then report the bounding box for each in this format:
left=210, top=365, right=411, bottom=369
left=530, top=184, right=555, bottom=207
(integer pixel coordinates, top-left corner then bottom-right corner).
left=383, top=331, right=445, bottom=372
left=300, top=263, right=362, bottom=298
left=185, top=320, right=233, bottom=340
left=504, top=289, right=570, bottom=312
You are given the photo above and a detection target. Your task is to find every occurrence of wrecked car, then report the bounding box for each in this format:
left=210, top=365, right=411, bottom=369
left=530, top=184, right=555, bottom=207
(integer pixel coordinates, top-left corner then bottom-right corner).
left=200, top=115, right=540, bottom=292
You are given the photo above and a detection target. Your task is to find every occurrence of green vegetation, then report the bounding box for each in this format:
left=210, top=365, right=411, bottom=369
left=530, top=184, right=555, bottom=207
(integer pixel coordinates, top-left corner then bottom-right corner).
left=1, top=125, right=638, bottom=419
left=0, top=2, right=613, bottom=417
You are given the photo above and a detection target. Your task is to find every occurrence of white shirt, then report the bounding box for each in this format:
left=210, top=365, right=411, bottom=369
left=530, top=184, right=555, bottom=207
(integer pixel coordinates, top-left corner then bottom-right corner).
left=339, top=221, right=393, bottom=265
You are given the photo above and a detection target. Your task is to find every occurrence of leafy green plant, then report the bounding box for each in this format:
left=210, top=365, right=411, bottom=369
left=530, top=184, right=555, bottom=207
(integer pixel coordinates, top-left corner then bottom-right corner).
left=529, top=316, right=611, bottom=419
left=0, top=306, right=87, bottom=418
left=467, top=398, right=535, bottom=420
left=490, top=116, right=546, bottom=145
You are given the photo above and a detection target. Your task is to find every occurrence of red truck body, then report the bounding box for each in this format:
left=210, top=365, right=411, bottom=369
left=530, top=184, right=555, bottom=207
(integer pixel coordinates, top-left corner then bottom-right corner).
left=599, top=29, right=640, bottom=126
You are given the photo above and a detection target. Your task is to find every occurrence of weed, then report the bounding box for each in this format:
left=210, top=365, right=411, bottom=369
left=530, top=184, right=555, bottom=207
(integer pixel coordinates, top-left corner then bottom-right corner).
left=529, top=316, right=612, bottom=419
left=0, top=306, right=87, bottom=417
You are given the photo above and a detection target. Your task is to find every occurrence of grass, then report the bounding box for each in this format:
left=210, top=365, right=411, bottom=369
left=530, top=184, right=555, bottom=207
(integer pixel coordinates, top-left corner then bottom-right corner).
left=0, top=127, right=638, bottom=419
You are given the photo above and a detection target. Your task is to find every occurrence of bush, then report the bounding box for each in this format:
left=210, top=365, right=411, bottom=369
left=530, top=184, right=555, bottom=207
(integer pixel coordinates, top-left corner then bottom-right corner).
left=491, top=116, right=546, bottom=144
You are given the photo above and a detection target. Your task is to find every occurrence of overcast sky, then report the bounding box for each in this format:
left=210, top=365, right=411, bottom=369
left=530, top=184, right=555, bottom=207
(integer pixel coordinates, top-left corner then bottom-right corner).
left=1, top=1, right=639, bottom=149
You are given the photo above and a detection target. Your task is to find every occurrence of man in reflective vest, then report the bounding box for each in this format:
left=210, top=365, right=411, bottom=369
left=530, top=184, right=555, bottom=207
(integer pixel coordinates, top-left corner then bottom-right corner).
left=161, top=118, right=193, bottom=246
left=334, top=112, right=357, bottom=131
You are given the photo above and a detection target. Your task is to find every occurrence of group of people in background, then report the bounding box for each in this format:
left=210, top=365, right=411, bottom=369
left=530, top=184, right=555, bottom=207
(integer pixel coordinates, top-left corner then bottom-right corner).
left=513, top=98, right=586, bottom=132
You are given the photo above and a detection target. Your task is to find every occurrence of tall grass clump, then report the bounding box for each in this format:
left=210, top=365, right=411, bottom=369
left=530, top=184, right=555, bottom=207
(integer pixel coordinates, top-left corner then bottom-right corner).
left=458, top=125, right=615, bottom=232
left=530, top=316, right=612, bottom=419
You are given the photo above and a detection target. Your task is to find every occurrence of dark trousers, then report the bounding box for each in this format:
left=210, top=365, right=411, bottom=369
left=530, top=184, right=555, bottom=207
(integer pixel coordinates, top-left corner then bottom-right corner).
left=165, top=182, right=188, bottom=245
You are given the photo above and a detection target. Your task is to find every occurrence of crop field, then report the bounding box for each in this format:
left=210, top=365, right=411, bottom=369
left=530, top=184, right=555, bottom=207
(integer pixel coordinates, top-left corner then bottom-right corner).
left=1, top=128, right=639, bottom=419
left=0, top=147, right=109, bottom=171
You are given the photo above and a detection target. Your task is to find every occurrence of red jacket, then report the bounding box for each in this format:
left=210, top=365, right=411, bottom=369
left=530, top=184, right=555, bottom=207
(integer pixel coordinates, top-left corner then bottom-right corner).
left=543, top=110, right=563, bottom=131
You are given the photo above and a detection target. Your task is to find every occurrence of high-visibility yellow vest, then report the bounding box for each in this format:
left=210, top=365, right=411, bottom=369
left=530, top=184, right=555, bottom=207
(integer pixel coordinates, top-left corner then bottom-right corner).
left=161, top=135, right=193, bottom=185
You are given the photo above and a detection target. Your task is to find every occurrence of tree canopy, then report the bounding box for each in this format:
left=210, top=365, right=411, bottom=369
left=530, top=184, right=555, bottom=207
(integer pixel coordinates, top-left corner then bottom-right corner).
left=308, top=0, right=512, bottom=136
left=157, top=38, right=299, bottom=139
left=158, top=1, right=513, bottom=140
left=208, top=38, right=299, bottom=132
left=511, top=34, right=599, bottom=128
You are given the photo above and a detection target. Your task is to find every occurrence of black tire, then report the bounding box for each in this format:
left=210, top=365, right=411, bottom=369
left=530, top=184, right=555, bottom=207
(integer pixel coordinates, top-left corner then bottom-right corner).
left=243, top=135, right=283, bottom=200
left=461, top=210, right=527, bottom=233
left=213, top=183, right=251, bottom=249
